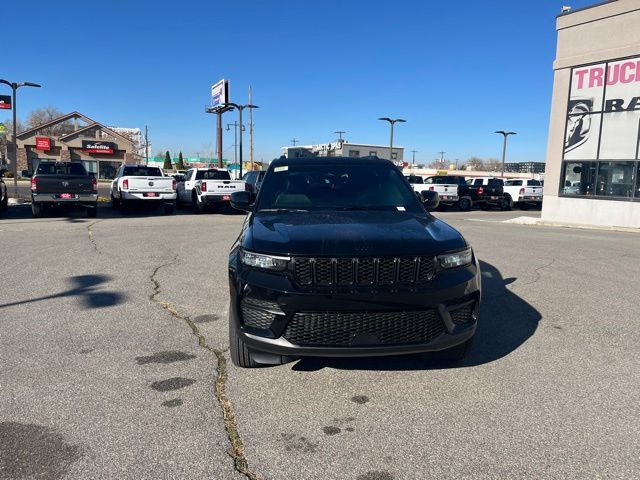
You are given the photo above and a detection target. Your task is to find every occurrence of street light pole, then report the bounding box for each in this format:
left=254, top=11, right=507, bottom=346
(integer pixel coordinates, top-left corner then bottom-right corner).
left=378, top=117, right=406, bottom=162
left=411, top=150, right=417, bottom=167
left=0, top=79, right=41, bottom=197
left=223, top=103, right=259, bottom=178
left=495, top=130, right=517, bottom=177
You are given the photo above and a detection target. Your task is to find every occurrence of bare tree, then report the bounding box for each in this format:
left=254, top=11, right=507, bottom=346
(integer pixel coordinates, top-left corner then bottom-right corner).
left=26, top=107, right=73, bottom=136
left=484, top=158, right=502, bottom=172
left=465, top=157, right=485, bottom=171
left=1, top=118, right=26, bottom=134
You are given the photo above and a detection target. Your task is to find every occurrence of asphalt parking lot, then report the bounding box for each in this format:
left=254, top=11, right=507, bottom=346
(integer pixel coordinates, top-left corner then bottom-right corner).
left=1, top=204, right=638, bottom=480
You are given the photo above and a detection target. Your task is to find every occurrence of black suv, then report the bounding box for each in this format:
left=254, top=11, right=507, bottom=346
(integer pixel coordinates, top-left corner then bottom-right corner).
left=228, top=156, right=481, bottom=367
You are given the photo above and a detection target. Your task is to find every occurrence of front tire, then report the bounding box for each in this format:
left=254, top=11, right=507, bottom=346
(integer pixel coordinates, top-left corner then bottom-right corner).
left=229, top=319, right=260, bottom=368
left=32, top=202, right=42, bottom=218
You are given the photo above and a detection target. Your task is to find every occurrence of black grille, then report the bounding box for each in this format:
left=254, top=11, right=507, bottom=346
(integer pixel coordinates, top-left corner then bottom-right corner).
left=292, top=256, right=435, bottom=287
left=283, top=310, right=444, bottom=347
left=240, top=298, right=278, bottom=329
left=315, top=259, right=333, bottom=285
left=450, top=303, right=474, bottom=325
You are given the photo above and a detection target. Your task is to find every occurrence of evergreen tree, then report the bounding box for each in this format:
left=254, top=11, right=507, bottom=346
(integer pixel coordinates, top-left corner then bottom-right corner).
left=177, top=151, right=185, bottom=170
left=163, top=151, right=173, bottom=171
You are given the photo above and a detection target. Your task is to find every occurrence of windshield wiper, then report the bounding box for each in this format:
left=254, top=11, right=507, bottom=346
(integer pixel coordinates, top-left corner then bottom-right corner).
left=258, top=208, right=309, bottom=213
left=337, top=206, right=390, bottom=211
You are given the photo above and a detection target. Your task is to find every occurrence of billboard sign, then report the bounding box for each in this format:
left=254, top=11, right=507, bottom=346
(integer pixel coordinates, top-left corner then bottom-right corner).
left=82, top=140, right=116, bottom=155
left=35, top=137, right=51, bottom=151
left=564, top=56, right=640, bottom=160
left=211, top=79, right=229, bottom=108
left=0, top=95, right=11, bottom=110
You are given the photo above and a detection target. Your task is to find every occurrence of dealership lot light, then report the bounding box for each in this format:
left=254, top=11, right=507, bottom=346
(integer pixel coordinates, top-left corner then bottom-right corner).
left=0, top=79, right=41, bottom=197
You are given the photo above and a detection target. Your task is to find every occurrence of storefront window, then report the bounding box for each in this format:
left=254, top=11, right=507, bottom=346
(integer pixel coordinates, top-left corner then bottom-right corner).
left=562, top=162, right=597, bottom=196
left=82, top=160, right=97, bottom=175
left=636, top=163, right=640, bottom=198
left=595, top=162, right=635, bottom=197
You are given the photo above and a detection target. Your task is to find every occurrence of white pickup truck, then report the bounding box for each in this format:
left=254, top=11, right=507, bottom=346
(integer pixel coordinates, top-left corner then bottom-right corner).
left=177, top=168, right=246, bottom=212
left=502, top=179, right=543, bottom=210
left=110, top=165, right=177, bottom=214
left=423, top=175, right=468, bottom=209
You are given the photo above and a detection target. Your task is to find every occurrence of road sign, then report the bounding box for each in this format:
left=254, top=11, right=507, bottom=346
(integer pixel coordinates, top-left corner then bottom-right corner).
left=0, top=95, right=11, bottom=110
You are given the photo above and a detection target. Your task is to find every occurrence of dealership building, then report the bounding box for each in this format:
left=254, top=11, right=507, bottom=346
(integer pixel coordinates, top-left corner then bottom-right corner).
left=284, top=140, right=404, bottom=163
left=11, top=112, right=136, bottom=179
left=543, top=0, right=640, bottom=228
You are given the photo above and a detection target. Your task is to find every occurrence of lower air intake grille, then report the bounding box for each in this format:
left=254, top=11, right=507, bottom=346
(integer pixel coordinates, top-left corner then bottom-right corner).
left=450, top=303, right=474, bottom=325
left=240, top=298, right=278, bottom=329
left=283, top=310, right=444, bottom=347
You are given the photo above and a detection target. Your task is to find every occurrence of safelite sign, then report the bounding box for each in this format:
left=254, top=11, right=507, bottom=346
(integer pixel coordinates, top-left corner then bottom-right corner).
left=82, top=140, right=116, bottom=155
left=0, top=95, right=11, bottom=110
left=35, top=137, right=51, bottom=151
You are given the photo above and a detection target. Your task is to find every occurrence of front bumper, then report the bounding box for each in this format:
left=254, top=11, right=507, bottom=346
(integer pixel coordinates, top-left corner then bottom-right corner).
left=32, top=193, right=98, bottom=204
left=121, top=191, right=176, bottom=202
left=229, top=257, right=481, bottom=357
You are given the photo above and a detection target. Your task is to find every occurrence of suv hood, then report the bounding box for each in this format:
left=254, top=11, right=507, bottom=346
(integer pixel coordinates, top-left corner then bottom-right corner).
left=245, top=211, right=466, bottom=257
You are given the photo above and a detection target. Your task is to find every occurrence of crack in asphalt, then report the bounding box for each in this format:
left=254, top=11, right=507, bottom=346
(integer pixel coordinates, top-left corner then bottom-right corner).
left=86, top=220, right=104, bottom=254
left=510, top=258, right=556, bottom=289
left=149, top=256, right=260, bottom=480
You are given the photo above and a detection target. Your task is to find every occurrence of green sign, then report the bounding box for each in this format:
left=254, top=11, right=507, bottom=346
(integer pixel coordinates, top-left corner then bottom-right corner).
left=0, top=124, right=6, bottom=134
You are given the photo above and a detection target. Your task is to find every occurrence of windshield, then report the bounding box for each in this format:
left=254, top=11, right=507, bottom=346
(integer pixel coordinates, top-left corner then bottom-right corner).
left=256, top=162, right=422, bottom=212
left=406, top=175, right=423, bottom=184
left=123, top=166, right=162, bottom=177
left=196, top=170, right=231, bottom=180
left=36, top=163, right=87, bottom=176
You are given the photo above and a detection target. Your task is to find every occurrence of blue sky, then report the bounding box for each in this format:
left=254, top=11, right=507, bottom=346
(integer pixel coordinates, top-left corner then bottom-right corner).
left=2, top=0, right=599, bottom=164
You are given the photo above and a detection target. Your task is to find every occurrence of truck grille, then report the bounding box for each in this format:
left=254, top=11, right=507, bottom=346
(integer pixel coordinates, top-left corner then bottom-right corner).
left=283, top=310, right=444, bottom=347
left=292, top=257, right=435, bottom=287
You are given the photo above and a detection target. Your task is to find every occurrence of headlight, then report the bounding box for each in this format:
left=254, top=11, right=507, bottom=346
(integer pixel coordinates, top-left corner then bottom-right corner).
left=240, top=250, right=289, bottom=271
left=438, top=247, right=473, bottom=269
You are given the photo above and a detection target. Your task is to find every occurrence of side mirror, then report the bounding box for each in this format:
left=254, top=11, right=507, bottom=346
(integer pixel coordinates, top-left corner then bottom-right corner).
left=230, top=191, right=252, bottom=212
left=420, top=190, right=440, bottom=211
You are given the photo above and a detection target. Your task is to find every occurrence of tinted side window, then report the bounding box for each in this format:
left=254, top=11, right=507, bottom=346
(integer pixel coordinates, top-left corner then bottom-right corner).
left=473, top=179, right=483, bottom=186
left=424, top=177, right=434, bottom=184
left=528, top=180, right=541, bottom=186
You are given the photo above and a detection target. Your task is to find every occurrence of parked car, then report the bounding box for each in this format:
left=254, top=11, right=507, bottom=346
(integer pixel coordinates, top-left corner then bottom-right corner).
left=458, top=177, right=505, bottom=210
left=404, top=174, right=425, bottom=191
left=177, top=168, right=246, bottom=212
left=242, top=170, right=266, bottom=194
left=0, top=167, right=8, bottom=216
left=227, top=156, right=481, bottom=368
left=110, top=165, right=176, bottom=214
left=423, top=175, right=468, bottom=209
left=502, top=179, right=543, bottom=210
left=30, top=162, right=98, bottom=218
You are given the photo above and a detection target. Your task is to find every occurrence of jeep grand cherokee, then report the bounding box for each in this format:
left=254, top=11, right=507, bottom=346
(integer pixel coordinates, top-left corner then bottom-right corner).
left=228, top=156, right=481, bottom=367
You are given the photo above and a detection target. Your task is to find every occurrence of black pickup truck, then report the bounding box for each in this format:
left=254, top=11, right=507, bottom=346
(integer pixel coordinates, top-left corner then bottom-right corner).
left=458, top=177, right=505, bottom=210
left=30, top=162, right=98, bottom=218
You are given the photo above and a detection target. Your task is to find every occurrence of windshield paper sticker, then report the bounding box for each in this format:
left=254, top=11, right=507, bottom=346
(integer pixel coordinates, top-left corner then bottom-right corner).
left=396, top=206, right=406, bottom=211
left=274, top=166, right=288, bottom=172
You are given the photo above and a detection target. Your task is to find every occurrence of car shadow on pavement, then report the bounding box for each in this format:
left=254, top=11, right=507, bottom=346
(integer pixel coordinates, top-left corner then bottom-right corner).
left=0, top=274, right=126, bottom=310
left=291, top=260, right=541, bottom=371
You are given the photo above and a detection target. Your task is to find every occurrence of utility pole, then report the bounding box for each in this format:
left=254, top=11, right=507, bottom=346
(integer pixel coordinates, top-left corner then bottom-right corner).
left=335, top=130, right=346, bottom=142
left=455, top=158, right=459, bottom=170
left=291, top=138, right=298, bottom=146
left=249, top=86, right=254, bottom=171
left=438, top=151, right=446, bottom=168
left=144, top=125, right=149, bottom=165
left=411, top=150, right=417, bottom=167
